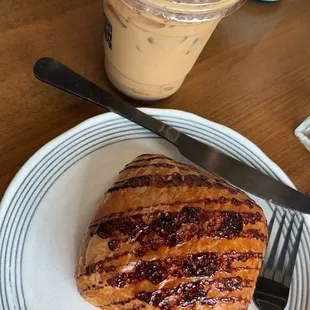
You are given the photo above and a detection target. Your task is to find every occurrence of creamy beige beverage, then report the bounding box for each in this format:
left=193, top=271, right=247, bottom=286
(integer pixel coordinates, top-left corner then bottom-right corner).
left=103, top=0, right=245, bottom=100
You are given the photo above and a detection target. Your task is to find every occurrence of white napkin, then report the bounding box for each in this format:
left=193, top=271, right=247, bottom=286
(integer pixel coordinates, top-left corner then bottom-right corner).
left=295, top=117, right=310, bottom=152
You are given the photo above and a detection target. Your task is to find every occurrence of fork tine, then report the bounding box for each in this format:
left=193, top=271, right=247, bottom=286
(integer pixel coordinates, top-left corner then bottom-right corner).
left=268, top=209, right=278, bottom=237
left=283, top=219, right=304, bottom=287
left=260, top=209, right=278, bottom=275
left=273, top=214, right=295, bottom=282
left=263, top=211, right=287, bottom=277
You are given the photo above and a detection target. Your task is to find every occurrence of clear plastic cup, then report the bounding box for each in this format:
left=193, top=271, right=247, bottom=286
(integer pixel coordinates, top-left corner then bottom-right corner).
left=103, top=0, right=245, bottom=101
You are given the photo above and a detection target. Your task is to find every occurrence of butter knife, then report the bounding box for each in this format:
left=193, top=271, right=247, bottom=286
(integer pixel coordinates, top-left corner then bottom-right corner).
left=33, top=57, right=310, bottom=214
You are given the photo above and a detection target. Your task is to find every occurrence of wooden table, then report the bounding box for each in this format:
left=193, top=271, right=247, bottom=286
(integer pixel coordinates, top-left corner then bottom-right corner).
left=0, top=0, right=309, bottom=197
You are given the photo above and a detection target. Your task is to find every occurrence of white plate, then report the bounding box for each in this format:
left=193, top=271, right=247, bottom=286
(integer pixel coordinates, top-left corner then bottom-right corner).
left=0, top=108, right=309, bottom=310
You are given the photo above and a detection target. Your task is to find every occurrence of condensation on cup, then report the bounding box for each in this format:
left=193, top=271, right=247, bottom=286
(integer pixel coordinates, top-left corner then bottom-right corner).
left=103, top=0, right=245, bottom=101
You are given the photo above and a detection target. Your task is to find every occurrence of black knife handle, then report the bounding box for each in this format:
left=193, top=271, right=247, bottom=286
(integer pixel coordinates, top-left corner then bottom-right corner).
left=33, top=57, right=181, bottom=145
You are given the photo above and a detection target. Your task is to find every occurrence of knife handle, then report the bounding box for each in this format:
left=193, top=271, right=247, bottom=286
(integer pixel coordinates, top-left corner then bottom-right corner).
left=33, top=57, right=181, bottom=145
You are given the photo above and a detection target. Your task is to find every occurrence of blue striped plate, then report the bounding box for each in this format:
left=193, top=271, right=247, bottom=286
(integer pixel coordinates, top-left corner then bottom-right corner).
left=0, top=108, right=308, bottom=310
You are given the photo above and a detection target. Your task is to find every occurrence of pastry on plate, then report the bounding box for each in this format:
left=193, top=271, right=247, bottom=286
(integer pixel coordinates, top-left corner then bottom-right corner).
left=75, top=154, right=267, bottom=309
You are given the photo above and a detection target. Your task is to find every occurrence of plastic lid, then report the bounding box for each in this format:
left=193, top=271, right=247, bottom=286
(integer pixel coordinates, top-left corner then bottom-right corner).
left=124, top=0, right=246, bottom=22
left=149, top=0, right=235, bottom=4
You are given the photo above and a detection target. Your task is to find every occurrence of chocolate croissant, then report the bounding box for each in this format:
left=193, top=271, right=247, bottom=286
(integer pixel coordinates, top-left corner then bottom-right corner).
left=75, top=154, right=267, bottom=309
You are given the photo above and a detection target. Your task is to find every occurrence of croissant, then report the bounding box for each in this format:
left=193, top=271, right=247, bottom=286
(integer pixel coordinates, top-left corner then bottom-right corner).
left=75, top=154, right=267, bottom=309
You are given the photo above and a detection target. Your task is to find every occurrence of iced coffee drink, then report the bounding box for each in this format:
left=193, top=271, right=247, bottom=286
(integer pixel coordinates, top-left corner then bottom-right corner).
left=103, top=0, right=245, bottom=100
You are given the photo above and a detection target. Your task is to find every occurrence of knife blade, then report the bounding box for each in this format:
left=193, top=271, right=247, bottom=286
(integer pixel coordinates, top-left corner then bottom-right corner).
left=33, top=57, right=310, bottom=214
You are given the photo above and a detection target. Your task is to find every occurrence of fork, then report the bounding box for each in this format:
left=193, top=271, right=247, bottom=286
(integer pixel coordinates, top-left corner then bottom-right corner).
left=253, top=210, right=304, bottom=310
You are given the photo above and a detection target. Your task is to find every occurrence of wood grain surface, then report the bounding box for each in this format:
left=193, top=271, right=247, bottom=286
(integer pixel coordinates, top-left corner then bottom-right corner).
left=0, top=0, right=309, bottom=197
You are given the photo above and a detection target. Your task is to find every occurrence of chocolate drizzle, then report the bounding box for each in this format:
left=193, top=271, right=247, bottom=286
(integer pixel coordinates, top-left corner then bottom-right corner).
left=125, top=155, right=201, bottom=170
left=89, top=197, right=262, bottom=227
left=135, top=278, right=251, bottom=309
left=107, top=295, right=248, bottom=310
left=108, top=239, right=120, bottom=251
left=94, top=206, right=266, bottom=251
left=83, top=250, right=263, bottom=280
left=98, top=279, right=251, bottom=309
left=125, top=155, right=170, bottom=166
left=110, top=173, right=224, bottom=192
left=122, top=162, right=191, bottom=173
left=106, top=251, right=262, bottom=287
